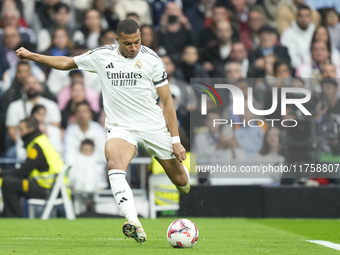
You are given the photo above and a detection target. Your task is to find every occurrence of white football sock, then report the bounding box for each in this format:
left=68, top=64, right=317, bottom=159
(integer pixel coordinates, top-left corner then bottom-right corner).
left=108, top=169, right=141, bottom=226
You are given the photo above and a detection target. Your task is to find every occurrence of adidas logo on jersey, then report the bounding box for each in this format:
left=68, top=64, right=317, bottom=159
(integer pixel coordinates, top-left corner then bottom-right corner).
left=118, top=197, right=128, bottom=205
left=106, top=62, right=114, bottom=69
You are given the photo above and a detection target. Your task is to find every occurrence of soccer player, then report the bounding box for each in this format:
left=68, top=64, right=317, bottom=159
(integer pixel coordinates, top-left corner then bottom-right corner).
left=16, top=19, right=190, bottom=244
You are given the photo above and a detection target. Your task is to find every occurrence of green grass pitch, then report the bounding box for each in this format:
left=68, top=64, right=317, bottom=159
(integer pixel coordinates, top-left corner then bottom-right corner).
left=0, top=218, right=339, bottom=254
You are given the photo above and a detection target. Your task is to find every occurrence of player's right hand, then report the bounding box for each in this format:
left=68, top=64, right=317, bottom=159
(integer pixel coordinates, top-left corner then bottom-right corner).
left=16, top=47, right=33, bottom=61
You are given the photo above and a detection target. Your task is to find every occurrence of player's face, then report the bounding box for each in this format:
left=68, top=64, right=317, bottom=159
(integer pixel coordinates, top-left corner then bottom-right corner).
left=116, top=31, right=141, bottom=59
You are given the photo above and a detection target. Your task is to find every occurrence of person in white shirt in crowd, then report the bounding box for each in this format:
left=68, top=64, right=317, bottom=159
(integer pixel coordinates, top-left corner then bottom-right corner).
left=115, top=0, right=152, bottom=26
left=6, top=75, right=61, bottom=142
left=254, top=126, right=284, bottom=163
left=280, top=4, right=315, bottom=69
left=63, top=101, right=106, bottom=165
left=68, top=138, right=108, bottom=215
left=5, top=75, right=61, bottom=159
left=193, top=110, right=245, bottom=164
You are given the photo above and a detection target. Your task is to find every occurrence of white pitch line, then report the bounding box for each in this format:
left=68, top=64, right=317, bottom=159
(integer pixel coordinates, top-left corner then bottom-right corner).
left=307, top=240, right=340, bottom=251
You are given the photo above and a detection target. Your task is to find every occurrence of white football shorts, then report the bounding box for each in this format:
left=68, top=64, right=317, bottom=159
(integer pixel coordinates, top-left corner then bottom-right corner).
left=106, top=126, right=176, bottom=160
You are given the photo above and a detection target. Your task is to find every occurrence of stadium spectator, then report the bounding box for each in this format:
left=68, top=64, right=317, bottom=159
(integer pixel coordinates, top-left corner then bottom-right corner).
left=322, top=8, right=340, bottom=53
left=280, top=4, right=315, bottom=69
left=0, top=0, right=27, bottom=28
left=241, top=10, right=264, bottom=50
left=321, top=78, right=340, bottom=114
left=175, top=45, right=209, bottom=84
left=68, top=138, right=107, bottom=215
left=60, top=82, right=99, bottom=129
left=197, top=4, right=231, bottom=50
left=0, top=117, right=64, bottom=217
left=78, top=9, right=103, bottom=50
left=193, top=110, right=240, bottom=163
left=311, top=25, right=340, bottom=66
left=57, top=70, right=100, bottom=112
left=276, top=0, right=320, bottom=34
left=32, top=0, right=61, bottom=33
left=200, top=21, right=233, bottom=77
left=93, top=0, right=119, bottom=31
left=229, top=41, right=249, bottom=77
left=254, top=127, right=284, bottom=163
left=248, top=25, right=290, bottom=77
left=63, top=101, right=106, bottom=165
left=1, top=61, right=30, bottom=112
left=0, top=26, right=21, bottom=79
left=225, top=62, right=243, bottom=82
left=186, top=0, right=217, bottom=34
left=115, top=0, right=152, bottom=25
left=296, top=41, right=340, bottom=91
left=305, top=0, right=340, bottom=14
left=140, top=25, right=164, bottom=56
left=36, top=3, right=83, bottom=53
left=6, top=75, right=60, bottom=144
left=2, top=62, right=55, bottom=129
left=0, top=7, right=36, bottom=44
left=318, top=78, right=340, bottom=156
left=40, top=28, right=73, bottom=78
left=252, top=0, right=282, bottom=28
left=126, top=12, right=141, bottom=27
left=98, top=29, right=116, bottom=47
left=161, top=55, right=196, bottom=113
left=30, top=104, right=62, bottom=154
left=322, top=63, right=337, bottom=78
left=158, top=2, right=195, bottom=65
left=234, top=103, right=266, bottom=158
left=230, top=0, right=248, bottom=32
left=264, top=60, right=291, bottom=120
left=229, top=78, right=261, bottom=122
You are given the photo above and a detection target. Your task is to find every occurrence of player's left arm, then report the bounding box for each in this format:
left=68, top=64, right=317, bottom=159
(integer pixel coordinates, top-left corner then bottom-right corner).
left=157, top=84, right=186, bottom=162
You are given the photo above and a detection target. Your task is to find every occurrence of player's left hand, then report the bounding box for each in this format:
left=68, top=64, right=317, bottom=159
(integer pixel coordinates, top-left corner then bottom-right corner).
left=172, top=143, right=186, bottom=162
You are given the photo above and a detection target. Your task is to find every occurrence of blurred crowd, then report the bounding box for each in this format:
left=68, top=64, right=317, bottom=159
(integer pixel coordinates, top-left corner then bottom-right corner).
left=1, top=0, right=340, bottom=188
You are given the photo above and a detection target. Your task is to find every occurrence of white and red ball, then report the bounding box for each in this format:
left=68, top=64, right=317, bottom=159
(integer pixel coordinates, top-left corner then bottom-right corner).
left=167, top=219, right=199, bottom=248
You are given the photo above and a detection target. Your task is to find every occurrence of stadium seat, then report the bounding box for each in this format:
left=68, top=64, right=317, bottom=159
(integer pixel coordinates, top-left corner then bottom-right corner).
left=28, top=165, right=76, bottom=220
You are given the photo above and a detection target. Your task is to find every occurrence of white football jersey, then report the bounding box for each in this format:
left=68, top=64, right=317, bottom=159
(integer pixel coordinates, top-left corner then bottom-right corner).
left=74, top=45, right=168, bottom=131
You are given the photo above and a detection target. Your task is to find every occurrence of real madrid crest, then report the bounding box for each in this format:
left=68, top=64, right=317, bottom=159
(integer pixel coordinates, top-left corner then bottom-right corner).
left=135, top=60, right=142, bottom=69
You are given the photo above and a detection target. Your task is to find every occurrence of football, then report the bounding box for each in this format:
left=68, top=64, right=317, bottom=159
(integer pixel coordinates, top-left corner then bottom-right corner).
left=166, top=219, right=199, bottom=248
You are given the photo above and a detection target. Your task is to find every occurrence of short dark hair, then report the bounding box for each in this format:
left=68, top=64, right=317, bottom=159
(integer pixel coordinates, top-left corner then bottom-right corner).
left=81, top=138, right=95, bottom=148
left=75, top=100, right=91, bottom=112
left=126, top=12, right=139, bottom=19
left=54, top=2, right=70, bottom=13
left=31, top=104, right=46, bottom=116
left=20, top=117, right=39, bottom=131
left=116, top=19, right=139, bottom=36
left=297, top=3, right=311, bottom=13
left=17, top=61, right=30, bottom=68
left=273, top=60, right=290, bottom=75
left=69, top=69, right=83, bottom=78
left=320, top=78, right=338, bottom=88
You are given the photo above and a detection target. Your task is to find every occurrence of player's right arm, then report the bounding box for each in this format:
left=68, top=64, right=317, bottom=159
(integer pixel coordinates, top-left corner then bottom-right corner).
left=16, top=47, right=78, bottom=70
